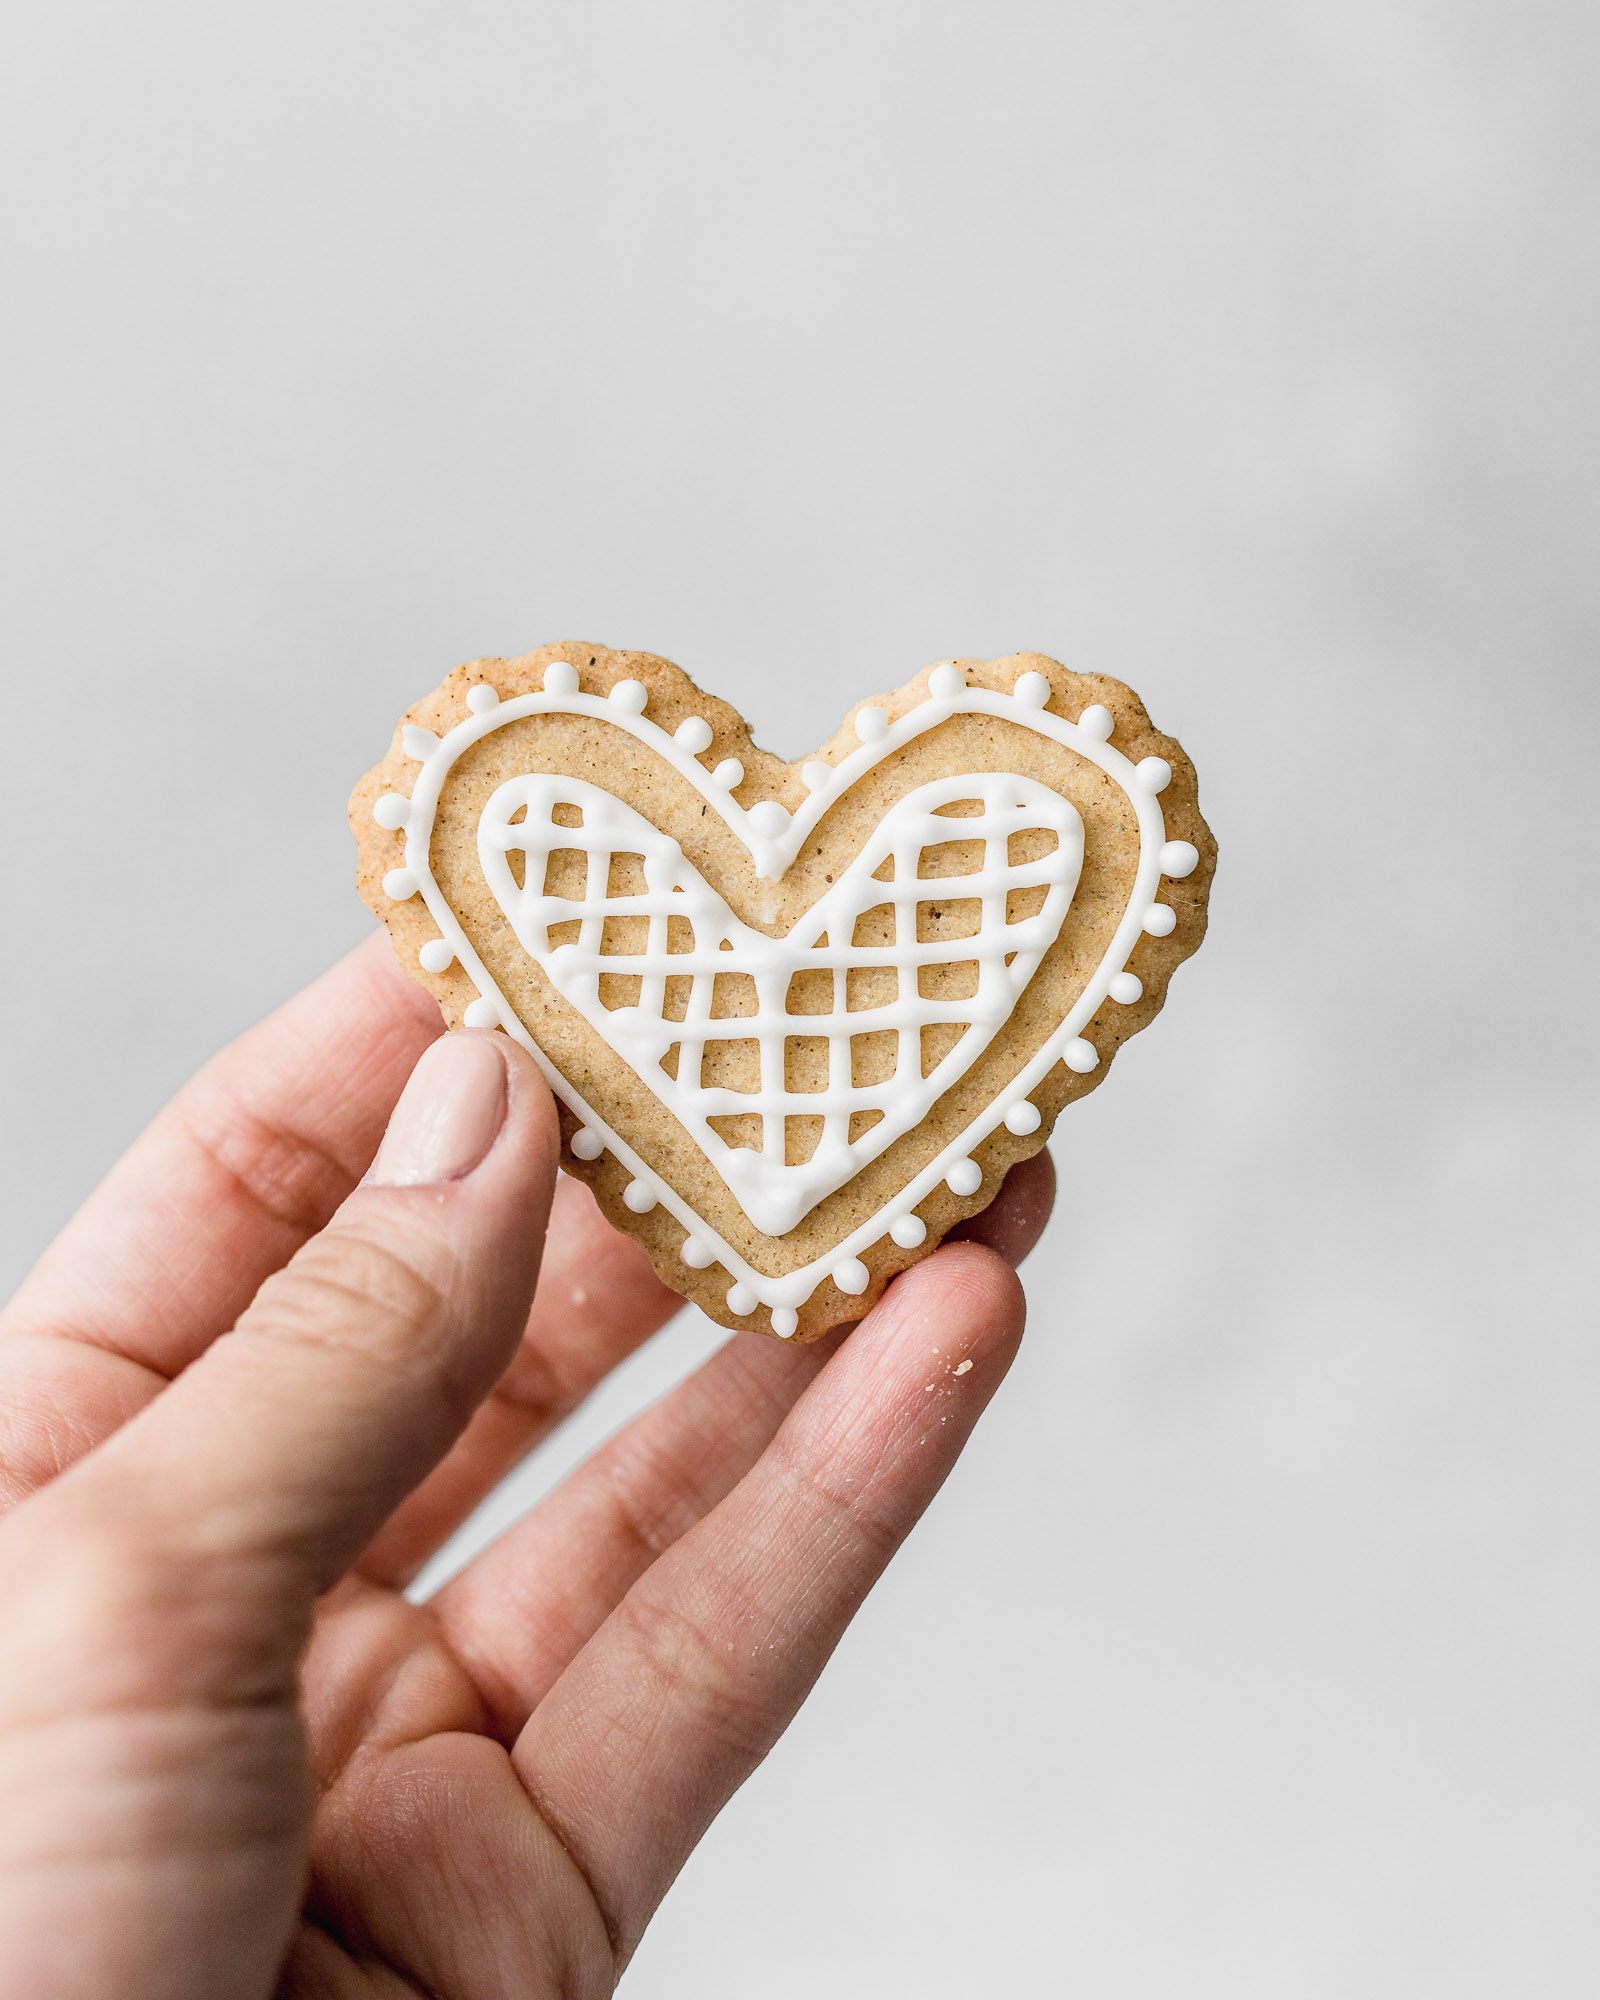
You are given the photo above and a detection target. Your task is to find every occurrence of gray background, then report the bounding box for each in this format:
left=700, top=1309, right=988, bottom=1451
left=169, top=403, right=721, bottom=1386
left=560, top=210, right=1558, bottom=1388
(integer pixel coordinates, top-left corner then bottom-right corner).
left=3, top=2, right=1597, bottom=1993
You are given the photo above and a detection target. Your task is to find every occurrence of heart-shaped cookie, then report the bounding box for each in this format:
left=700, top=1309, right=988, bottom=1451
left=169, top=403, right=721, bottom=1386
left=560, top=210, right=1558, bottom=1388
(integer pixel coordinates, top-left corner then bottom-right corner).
left=352, top=644, right=1213, bottom=1339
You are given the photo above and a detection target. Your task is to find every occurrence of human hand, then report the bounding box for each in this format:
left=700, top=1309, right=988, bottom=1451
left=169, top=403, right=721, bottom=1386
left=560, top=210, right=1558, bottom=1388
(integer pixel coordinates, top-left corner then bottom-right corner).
left=0, top=936, right=1051, bottom=1998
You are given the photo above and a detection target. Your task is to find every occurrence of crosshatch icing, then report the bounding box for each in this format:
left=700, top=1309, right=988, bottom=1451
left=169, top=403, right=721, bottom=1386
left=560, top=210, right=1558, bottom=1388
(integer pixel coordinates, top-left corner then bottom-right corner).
left=353, top=645, right=1214, bottom=1340
left=477, top=770, right=1085, bottom=1238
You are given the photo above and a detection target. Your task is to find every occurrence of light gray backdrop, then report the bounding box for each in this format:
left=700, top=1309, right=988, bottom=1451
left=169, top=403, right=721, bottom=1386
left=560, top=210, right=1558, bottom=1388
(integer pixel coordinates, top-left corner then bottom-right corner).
left=3, top=3, right=1597, bottom=1994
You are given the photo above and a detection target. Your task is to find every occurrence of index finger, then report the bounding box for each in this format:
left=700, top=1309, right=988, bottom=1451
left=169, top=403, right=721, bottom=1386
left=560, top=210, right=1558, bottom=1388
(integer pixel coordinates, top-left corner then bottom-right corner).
left=0, top=938, right=440, bottom=1511
left=2, top=934, right=440, bottom=1375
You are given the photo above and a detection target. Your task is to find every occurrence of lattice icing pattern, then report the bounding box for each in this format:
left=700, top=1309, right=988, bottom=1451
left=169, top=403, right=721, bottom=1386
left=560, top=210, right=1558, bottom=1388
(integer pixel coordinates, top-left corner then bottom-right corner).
left=478, top=773, right=1084, bottom=1236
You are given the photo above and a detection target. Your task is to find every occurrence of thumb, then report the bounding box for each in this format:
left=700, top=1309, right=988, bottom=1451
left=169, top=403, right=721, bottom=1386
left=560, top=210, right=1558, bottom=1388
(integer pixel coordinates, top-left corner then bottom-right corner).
left=15, top=1029, right=558, bottom=1665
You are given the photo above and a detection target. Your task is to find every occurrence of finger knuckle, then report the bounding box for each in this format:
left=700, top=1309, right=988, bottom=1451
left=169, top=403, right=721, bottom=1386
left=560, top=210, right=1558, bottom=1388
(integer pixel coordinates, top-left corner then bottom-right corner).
left=771, top=1431, right=905, bottom=1572
left=236, top=1227, right=447, bottom=1375
left=601, top=1446, right=717, bottom=1563
left=617, top=1593, right=777, bottom=1765
left=0, top=1507, right=302, bottom=1715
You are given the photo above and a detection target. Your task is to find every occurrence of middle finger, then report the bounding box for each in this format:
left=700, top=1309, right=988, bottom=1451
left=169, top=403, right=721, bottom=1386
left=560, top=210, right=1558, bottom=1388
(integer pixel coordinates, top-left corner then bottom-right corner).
left=354, top=1175, right=682, bottom=1586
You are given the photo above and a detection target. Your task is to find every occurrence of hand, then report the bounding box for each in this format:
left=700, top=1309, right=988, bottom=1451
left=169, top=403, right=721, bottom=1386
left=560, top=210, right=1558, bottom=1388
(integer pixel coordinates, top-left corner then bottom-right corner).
left=0, top=936, right=1051, bottom=1998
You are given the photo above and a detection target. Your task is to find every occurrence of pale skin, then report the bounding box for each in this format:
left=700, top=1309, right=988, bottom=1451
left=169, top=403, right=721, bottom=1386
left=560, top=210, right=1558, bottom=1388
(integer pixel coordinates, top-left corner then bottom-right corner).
left=0, top=935, right=1053, bottom=1998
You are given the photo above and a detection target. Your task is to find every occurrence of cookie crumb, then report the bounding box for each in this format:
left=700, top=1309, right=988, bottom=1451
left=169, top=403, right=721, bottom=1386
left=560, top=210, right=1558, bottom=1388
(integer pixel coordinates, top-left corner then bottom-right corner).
left=953, top=1358, right=973, bottom=1376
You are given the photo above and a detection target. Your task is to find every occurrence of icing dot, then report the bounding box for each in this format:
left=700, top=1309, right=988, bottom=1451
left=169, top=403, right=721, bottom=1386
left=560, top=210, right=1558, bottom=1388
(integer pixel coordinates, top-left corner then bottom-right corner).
left=372, top=792, right=411, bottom=830
left=610, top=679, right=649, bottom=715
left=543, top=660, right=580, bottom=695
left=890, top=1215, right=927, bottom=1248
left=463, top=997, right=499, bottom=1029
left=1109, top=971, right=1143, bottom=1004
left=1004, top=1101, right=1042, bottom=1136
left=727, top=1282, right=758, bottom=1316
left=1135, top=756, right=1172, bottom=793
left=418, top=939, right=455, bottom=974
left=832, top=1257, right=870, bottom=1295
left=771, top=1306, right=799, bottom=1338
left=1161, top=839, right=1199, bottom=879
left=401, top=725, right=440, bottom=761
left=623, top=1179, right=657, bottom=1214
left=382, top=868, right=419, bottom=901
left=1064, top=1038, right=1100, bottom=1073
left=570, top=1127, right=604, bottom=1160
left=675, top=715, right=714, bottom=754
left=466, top=684, right=500, bottom=714
left=928, top=663, right=966, bottom=700
left=748, top=801, right=790, bottom=839
left=713, top=758, right=745, bottom=788
left=1012, top=671, right=1051, bottom=708
left=1077, top=704, right=1115, bottom=741
left=801, top=761, right=833, bottom=792
left=680, top=1234, right=714, bottom=1268
left=1143, top=902, right=1177, bottom=937
left=946, top=1159, right=982, bottom=1196
left=856, top=707, right=889, bottom=743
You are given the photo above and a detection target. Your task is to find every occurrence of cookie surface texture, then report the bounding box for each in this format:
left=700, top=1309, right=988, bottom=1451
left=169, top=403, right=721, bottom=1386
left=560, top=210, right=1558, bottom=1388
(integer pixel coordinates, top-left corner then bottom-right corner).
left=352, top=646, right=1214, bottom=1340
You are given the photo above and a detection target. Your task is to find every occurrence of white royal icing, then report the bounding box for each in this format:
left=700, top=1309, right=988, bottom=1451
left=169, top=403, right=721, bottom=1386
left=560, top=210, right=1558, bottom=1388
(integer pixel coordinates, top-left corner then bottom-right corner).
left=381, top=662, right=1188, bottom=1329
left=477, top=770, right=1082, bottom=1237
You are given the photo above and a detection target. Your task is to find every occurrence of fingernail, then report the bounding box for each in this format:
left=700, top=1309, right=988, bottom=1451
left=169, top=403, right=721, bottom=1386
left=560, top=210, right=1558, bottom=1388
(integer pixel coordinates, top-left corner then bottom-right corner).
left=369, top=1033, right=508, bottom=1187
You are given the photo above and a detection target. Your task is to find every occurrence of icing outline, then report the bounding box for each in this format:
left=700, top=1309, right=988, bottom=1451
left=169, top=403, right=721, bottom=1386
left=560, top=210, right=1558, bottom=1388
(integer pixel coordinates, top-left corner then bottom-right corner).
left=379, top=661, right=1193, bottom=1332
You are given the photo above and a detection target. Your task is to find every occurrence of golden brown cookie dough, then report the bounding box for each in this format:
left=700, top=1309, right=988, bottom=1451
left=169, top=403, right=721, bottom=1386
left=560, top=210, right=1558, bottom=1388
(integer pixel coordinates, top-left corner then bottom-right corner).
left=352, top=645, right=1214, bottom=1339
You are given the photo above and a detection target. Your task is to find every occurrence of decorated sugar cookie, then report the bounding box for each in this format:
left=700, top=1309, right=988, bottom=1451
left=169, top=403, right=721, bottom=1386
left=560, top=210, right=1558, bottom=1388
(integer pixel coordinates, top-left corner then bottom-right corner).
left=352, top=645, right=1214, bottom=1339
